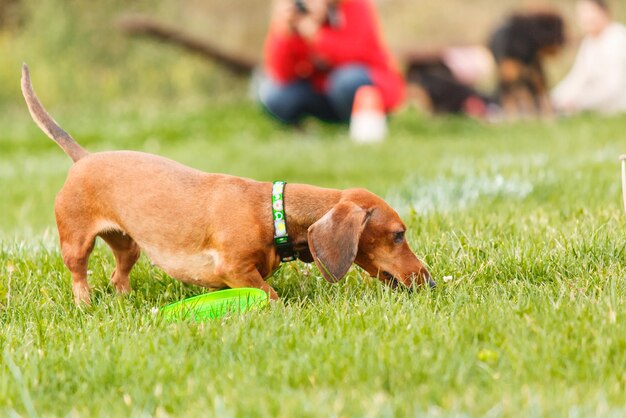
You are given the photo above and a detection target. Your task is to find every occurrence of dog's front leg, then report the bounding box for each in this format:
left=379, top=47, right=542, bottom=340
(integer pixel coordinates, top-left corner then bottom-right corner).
left=538, top=92, right=554, bottom=119
left=223, top=268, right=279, bottom=300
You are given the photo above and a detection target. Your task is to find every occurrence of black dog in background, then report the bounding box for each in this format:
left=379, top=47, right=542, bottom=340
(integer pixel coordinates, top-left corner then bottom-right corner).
left=405, top=53, right=496, bottom=118
left=489, top=11, right=565, bottom=117
left=406, top=10, right=565, bottom=119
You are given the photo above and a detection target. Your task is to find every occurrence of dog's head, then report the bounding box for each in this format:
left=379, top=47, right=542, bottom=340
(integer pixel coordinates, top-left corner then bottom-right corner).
left=307, top=188, right=434, bottom=289
left=508, top=11, right=566, bottom=60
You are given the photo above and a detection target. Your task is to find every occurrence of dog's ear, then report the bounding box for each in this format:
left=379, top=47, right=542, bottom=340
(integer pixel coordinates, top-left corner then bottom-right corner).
left=307, top=201, right=371, bottom=283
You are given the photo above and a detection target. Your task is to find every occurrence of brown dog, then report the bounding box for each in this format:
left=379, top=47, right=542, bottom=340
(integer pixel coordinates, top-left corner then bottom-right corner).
left=21, top=64, right=433, bottom=305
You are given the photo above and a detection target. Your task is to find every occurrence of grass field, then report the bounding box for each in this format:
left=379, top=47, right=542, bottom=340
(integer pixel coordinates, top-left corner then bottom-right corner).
left=2, top=94, right=626, bottom=416
left=2, top=0, right=626, bottom=415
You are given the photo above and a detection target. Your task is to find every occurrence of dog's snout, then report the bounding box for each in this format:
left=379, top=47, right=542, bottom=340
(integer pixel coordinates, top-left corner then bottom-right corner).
left=402, top=267, right=435, bottom=290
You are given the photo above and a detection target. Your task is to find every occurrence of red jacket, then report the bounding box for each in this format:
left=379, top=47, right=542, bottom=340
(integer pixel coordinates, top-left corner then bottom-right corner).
left=264, top=0, right=405, bottom=111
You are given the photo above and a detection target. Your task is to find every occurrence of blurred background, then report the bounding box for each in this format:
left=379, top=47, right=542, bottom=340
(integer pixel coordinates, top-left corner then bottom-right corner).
left=0, top=0, right=623, bottom=112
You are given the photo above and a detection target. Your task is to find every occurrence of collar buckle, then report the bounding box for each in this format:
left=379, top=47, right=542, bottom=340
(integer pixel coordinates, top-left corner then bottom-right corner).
left=274, top=236, right=298, bottom=262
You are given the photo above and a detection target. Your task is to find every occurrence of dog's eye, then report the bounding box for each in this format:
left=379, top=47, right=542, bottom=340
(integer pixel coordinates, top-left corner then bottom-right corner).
left=393, top=231, right=405, bottom=244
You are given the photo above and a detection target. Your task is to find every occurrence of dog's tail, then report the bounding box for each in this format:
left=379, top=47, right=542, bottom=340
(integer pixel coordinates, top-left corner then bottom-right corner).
left=21, top=64, right=88, bottom=162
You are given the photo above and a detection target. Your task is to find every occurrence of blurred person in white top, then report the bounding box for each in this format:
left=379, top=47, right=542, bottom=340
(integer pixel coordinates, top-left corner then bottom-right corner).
left=552, top=0, right=626, bottom=115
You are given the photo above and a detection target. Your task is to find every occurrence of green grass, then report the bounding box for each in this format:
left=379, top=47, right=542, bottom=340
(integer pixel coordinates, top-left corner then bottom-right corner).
left=3, top=1, right=626, bottom=415
left=2, top=97, right=626, bottom=416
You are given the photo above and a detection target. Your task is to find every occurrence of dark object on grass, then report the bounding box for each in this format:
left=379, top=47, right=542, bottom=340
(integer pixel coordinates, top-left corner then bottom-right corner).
left=488, top=10, right=565, bottom=117
left=405, top=54, right=495, bottom=116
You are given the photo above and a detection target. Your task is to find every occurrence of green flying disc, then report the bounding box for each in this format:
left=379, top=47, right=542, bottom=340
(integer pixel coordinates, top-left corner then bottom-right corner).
left=161, top=288, right=269, bottom=322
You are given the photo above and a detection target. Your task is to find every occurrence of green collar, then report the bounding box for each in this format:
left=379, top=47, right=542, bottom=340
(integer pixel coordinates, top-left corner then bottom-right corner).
left=272, top=181, right=297, bottom=262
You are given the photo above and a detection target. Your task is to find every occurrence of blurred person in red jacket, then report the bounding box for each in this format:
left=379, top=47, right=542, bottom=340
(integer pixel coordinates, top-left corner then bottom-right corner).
left=259, top=0, right=405, bottom=125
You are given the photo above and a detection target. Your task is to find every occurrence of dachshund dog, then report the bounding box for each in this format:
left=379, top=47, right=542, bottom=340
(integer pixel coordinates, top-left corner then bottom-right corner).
left=20, top=64, right=434, bottom=305
left=489, top=11, right=565, bottom=117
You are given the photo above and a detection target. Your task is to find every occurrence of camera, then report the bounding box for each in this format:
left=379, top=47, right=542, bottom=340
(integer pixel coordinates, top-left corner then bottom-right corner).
left=294, top=0, right=308, bottom=14
left=293, top=0, right=339, bottom=27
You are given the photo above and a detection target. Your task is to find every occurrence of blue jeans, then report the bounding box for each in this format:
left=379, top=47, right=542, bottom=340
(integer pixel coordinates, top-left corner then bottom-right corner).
left=259, top=65, right=373, bottom=125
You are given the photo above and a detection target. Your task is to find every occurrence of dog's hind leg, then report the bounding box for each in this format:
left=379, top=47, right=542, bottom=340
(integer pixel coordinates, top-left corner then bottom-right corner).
left=99, top=231, right=141, bottom=295
left=58, top=227, right=96, bottom=306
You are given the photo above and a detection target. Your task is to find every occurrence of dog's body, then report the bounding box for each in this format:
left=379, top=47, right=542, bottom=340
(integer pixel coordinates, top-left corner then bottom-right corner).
left=21, top=65, right=432, bottom=304
left=488, top=11, right=565, bottom=117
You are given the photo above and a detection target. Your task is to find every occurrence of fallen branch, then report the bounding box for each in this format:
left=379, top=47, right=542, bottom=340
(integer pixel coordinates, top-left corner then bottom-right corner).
left=117, top=13, right=258, bottom=76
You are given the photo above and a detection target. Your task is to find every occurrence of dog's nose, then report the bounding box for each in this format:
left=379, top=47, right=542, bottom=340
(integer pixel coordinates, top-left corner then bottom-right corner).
left=422, top=268, right=436, bottom=289
left=404, top=268, right=435, bottom=291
